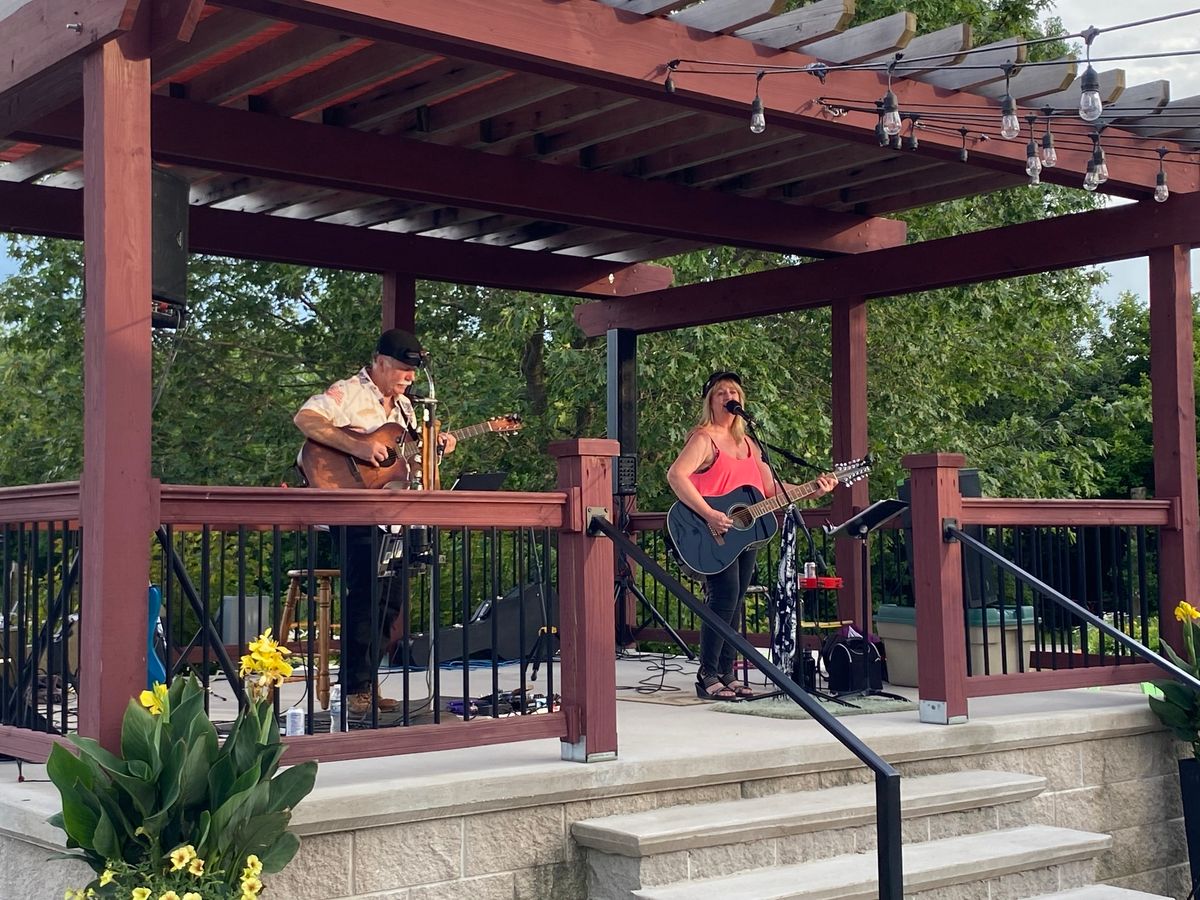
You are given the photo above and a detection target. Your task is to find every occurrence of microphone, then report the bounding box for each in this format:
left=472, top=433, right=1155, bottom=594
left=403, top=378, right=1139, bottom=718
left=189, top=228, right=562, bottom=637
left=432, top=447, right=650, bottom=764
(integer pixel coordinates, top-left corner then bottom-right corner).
left=724, top=399, right=756, bottom=425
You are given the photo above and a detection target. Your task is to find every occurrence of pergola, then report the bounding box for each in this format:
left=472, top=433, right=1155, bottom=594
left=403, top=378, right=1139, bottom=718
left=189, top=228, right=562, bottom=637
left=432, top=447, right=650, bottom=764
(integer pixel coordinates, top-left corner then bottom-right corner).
left=0, top=0, right=1196, bottom=755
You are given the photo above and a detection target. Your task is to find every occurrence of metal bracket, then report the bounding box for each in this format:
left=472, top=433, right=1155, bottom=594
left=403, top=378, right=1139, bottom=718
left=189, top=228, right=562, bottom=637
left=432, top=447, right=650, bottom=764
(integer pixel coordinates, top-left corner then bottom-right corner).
left=942, top=517, right=959, bottom=542
left=586, top=507, right=609, bottom=535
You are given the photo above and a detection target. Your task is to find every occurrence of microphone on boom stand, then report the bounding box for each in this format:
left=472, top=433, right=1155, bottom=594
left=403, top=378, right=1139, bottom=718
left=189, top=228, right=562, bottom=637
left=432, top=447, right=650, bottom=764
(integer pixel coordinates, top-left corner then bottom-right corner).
left=724, top=399, right=757, bottom=426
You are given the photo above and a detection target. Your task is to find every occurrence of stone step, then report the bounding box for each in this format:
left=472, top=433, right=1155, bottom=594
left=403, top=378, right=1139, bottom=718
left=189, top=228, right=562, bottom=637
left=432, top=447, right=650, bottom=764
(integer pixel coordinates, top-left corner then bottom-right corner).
left=629, top=825, right=1111, bottom=900
left=574, top=769, right=1045, bottom=858
left=1027, top=888, right=1173, bottom=899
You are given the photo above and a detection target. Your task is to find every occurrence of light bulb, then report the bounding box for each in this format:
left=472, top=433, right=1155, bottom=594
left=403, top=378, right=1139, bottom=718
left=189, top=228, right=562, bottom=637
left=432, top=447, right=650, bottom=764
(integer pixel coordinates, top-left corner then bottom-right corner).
left=1000, top=96, right=1020, bottom=139
left=959, top=146, right=969, bottom=163
left=1093, top=148, right=1108, bottom=184
left=905, top=131, right=919, bottom=151
left=881, top=91, right=902, bottom=136
left=1040, top=132, right=1057, bottom=167
left=1155, top=171, right=1169, bottom=202
left=749, top=96, right=765, bottom=134
left=1025, top=140, right=1041, bottom=178
left=1029, top=167, right=1041, bottom=186
left=1079, top=65, right=1102, bottom=122
left=875, top=119, right=888, bottom=147
left=1083, top=160, right=1098, bottom=191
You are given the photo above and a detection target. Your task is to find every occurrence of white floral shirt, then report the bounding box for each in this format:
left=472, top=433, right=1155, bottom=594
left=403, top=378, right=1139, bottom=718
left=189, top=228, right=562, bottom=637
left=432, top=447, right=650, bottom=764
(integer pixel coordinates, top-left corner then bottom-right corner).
left=299, top=367, right=416, bottom=432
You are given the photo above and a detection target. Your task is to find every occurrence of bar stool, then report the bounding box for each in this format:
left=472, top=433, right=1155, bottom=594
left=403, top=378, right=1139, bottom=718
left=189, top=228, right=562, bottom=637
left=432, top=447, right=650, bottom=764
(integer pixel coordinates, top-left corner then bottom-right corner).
left=279, top=569, right=338, bottom=709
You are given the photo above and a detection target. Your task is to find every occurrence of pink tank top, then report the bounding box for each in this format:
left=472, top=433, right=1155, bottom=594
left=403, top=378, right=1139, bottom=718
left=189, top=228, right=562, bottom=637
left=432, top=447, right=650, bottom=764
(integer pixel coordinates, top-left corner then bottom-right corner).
left=689, top=438, right=766, bottom=497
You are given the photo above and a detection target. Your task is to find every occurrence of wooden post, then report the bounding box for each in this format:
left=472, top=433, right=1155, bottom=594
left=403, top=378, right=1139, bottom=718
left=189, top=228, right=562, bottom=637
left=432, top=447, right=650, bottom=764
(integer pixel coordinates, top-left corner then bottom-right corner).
left=1149, top=245, right=1199, bottom=652
left=382, top=271, right=416, bottom=333
left=80, top=38, right=155, bottom=751
left=550, top=438, right=619, bottom=762
left=902, top=453, right=968, bottom=724
left=831, top=297, right=870, bottom=628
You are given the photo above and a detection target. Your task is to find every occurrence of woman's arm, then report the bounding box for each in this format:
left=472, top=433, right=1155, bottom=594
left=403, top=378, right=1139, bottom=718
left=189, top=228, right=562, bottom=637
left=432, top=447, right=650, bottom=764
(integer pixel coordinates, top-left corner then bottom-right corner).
left=667, top=432, right=732, bottom=533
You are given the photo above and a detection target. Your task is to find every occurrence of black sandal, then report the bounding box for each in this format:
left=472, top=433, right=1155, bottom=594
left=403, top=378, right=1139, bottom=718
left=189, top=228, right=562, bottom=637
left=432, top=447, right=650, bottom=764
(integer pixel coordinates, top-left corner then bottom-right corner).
left=696, top=670, right=739, bottom=701
left=720, top=673, right=756, bottom=699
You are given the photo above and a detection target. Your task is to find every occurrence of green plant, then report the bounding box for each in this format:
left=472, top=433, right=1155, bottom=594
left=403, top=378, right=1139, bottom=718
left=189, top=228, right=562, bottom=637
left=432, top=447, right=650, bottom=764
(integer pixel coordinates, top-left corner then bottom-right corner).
left=1147, top=601, right=1200, bottom=759
left=48, top=630, right=316, bottom=899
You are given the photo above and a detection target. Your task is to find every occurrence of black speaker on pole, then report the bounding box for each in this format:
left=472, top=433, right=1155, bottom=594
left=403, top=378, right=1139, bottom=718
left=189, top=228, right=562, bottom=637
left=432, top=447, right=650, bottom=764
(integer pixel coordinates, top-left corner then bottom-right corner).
left=151, top=167, right=189, bottom=329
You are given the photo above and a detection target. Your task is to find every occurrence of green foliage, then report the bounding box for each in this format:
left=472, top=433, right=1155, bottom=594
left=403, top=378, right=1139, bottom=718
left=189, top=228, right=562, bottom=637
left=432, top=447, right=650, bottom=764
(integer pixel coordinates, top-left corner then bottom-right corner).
left=47, top=675, right=315, bottom=898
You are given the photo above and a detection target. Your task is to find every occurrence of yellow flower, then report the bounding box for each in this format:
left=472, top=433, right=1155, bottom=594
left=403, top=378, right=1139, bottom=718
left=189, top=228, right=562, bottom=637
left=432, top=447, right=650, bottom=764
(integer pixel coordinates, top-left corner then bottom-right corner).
left=182, top=894, right=202, bottom=900
left=239, top=629, right=294, bottom=697
left=243, top=854, right=263, bottom=876
left=132, top=889, right=152, bottom=900
left=99, top=869, right=115, bottom=886
left=188, top=856, right=205, bottom=876
left=239, top=874, right=263, bottom=895
left=169, top=843, right=197, bottom=871
left=159, top=892, right=181, bottom=900
left=1176, top=601, right=1200, bottom=622
left=139, top=683, right=168, bottom=716
left=64, top=890, right=85, bottom=900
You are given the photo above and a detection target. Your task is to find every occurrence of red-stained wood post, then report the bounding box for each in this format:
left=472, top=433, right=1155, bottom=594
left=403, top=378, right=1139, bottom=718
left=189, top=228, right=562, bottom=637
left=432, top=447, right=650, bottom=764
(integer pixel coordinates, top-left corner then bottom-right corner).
left=903, top=453, right=969, bottom=724
left=550, top=439, right=620, bottom=762
left=80, top=38, right=156, bottom=751
left=382, top=271, right=416, bottom=334
left=1149, top=245, right=1199, bottom=653
left=831, top=297, right=870, bottom=628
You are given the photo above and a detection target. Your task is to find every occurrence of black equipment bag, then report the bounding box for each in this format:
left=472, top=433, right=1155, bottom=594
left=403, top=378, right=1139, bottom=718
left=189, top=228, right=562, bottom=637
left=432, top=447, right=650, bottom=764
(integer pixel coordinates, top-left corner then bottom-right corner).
left=822, top=635, right=883, bottom=693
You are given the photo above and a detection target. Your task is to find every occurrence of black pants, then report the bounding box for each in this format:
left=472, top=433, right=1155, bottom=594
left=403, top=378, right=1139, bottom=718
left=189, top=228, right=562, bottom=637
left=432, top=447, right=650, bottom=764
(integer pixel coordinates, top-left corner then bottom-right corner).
left=699, top=547, right=758, bottom=677
left=339, top=526, right=407, bottom=696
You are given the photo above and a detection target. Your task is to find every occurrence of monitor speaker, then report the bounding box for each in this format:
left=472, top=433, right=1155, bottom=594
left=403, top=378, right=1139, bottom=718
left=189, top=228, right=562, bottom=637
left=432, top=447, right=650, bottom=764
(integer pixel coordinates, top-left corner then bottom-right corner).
left=151, top=167, right=189, bottom=328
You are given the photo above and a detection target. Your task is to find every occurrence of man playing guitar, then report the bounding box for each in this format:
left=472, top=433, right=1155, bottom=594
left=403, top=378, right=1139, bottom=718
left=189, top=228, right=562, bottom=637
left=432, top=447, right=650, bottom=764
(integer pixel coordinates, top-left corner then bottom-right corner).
left=294, top=329, right=456, bottom=715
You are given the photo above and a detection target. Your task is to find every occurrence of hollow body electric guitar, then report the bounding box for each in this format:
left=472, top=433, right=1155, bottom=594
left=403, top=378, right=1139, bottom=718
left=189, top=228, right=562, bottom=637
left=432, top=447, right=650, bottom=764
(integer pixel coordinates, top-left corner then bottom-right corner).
left=666, top=456, right=873, bottom=576
left=299, top=416, right=521, bottom=490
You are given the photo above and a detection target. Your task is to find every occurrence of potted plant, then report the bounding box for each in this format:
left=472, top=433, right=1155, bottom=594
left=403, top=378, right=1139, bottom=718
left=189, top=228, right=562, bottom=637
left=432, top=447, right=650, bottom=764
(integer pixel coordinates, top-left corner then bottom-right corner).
left=48, top=630, right=317, bottom=899
left=1146, top=601, right=1200, bottom=890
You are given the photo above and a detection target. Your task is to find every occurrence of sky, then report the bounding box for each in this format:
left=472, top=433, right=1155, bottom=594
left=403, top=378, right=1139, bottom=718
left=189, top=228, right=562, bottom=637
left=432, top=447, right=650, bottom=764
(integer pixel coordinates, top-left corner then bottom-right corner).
left=0, top=0, right=1194, bottom=302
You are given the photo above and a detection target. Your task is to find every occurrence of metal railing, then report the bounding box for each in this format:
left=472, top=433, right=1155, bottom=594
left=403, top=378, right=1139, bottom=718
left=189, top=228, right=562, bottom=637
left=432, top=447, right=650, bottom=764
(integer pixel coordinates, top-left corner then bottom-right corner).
left=948, top=524, right=1199, bottom=690
left=589, top=515, right=903, bottom=900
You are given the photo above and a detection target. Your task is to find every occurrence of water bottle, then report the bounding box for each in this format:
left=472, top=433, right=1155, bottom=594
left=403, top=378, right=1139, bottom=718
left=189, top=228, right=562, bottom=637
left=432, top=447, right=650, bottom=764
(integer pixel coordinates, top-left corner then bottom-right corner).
left=803, top=561, right=817, bottom=580
left=284, top=707, right=305, bottom=736
left=329, top=686, right=343, bottom=733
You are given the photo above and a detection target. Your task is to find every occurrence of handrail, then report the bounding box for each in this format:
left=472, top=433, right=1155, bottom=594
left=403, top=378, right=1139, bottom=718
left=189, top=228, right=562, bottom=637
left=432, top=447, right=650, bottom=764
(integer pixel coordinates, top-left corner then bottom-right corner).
left=588, top=515, right=904, bottom=900
left=948, top=525, right=1200, bottom=692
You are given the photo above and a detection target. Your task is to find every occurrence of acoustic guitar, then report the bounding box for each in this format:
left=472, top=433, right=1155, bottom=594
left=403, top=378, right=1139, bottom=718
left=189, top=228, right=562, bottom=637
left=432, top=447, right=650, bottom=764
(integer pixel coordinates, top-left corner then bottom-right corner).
left=298, top=416, right=522, bottom=490
left=666, top=456, right=872, bottom=576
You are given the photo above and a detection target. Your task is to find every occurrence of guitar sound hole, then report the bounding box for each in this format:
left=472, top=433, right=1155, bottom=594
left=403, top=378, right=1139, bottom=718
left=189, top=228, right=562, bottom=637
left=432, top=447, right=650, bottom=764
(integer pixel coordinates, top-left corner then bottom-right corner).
left=729, top=507, right=753, bottom=529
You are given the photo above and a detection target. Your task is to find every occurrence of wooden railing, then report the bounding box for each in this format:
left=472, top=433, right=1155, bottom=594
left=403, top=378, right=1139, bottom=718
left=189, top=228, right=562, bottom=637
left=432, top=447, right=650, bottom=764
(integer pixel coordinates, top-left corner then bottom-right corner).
left=0, top=439, right=620, bottom=763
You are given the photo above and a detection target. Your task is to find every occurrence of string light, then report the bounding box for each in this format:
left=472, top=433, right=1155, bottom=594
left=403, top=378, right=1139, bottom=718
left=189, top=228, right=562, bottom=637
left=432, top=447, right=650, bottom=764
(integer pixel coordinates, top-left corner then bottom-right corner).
left=1089, top=130, right=1109, bottom=185
left=958, top=126, right=969, bottom=162
left=999, top=65, right=1021, bottom=139
left=905, top=115, right=920, bottom=151
left=664, top=59, right=678, bottom=94
left=1083, top=156, right=1098, bottom=191
left=1079, top=27, right=1103, bottom=122
left=749, top=70, right=766, bottom=133
left=1040, top=109, right=1058, bottom=167
left=1025, top=116, right=1042, bottom=185
left=1155, top=147, right=1170, bottom=202
left=880, top=61, right=903, bottom=136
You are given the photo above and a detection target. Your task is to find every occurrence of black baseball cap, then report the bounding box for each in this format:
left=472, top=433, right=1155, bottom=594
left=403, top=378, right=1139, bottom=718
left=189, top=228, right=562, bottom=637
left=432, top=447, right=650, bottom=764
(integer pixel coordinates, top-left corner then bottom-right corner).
left=702, top=370, right=741, bottom=398
left=376, top=329, right=425, bottom=368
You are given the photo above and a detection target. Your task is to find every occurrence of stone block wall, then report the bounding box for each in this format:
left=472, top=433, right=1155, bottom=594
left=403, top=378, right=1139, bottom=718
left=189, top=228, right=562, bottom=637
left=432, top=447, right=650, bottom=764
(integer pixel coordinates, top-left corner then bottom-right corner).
left=13, top=720, right=1192, bottom=899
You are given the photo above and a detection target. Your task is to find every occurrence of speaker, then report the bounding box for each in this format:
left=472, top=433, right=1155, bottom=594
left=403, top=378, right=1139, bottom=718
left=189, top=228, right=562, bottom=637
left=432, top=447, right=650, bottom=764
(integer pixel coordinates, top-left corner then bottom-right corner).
left=401, top=583, right=555, bottom=667
left=151, top=167, right=189, bottom=327
left=822, top=635, right=882, bottom=693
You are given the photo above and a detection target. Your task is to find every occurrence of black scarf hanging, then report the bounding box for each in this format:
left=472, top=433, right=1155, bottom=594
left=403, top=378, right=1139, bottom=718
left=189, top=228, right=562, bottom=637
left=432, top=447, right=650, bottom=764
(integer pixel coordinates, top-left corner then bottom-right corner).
left=772, top=513, right=799, bottom=674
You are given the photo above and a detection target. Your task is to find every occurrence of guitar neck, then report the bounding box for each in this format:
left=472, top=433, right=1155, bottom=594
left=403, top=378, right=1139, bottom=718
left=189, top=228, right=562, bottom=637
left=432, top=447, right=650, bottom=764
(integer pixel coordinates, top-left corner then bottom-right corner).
left=397, top=421, right=494, bottom=461
left=745, top=478, right=823, bottom=520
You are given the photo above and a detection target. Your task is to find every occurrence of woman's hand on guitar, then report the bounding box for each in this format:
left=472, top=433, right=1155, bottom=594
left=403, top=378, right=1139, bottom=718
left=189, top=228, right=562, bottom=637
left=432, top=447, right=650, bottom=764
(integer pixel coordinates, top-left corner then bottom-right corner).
left=815, top=473, right=840, bottom=496
left=703, top=506, right=733, bottom=534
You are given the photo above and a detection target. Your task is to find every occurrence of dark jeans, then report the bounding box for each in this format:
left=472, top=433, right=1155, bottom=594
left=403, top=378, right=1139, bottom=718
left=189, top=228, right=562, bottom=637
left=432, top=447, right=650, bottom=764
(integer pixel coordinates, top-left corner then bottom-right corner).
left=700, top=547, right=758, bottom=677
left=339, top=526, right=407, bottom=696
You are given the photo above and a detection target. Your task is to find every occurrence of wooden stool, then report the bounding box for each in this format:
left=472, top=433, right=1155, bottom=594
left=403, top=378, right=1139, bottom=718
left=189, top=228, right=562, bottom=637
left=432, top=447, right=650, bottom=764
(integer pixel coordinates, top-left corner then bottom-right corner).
left=280, top=568, right=339, bottom=709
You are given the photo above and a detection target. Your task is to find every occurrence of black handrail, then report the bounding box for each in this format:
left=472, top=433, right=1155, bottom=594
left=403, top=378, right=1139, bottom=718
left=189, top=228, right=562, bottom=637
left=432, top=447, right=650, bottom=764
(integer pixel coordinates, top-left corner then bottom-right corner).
left=949, top=525, right=1200, bottom=691
left=589, top=515, right=904, bottom=899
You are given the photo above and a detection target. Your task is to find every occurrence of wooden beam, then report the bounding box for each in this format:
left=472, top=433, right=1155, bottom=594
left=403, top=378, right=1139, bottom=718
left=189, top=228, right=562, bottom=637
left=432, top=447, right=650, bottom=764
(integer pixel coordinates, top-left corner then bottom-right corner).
left=0, top=180, right=675, bottom=297
left=152, top=8, right=268, bottom=83
left=1149, top=245, right=1200, bottom=655
left=1036, top=68, right=1125, bottom=114
left=150, top=0, right=205, bottom=50
left=799, top=11, right=916, bottom=65
left=1124, top=94, right=1200, bottom=138
left=912, top=37, right=1025, bottom=92
left=80, top=36, right=154, bottom=753
left=326, top=58, right=504, bottom=132
left=733, top=0, right=854, bottom=49
left=863, top=23, right=971, bottom=75
left=216, top=0, right=1195, bottom=197
left=573, top=190, right=1200, bottom=335
left=975, top=56, right=1076, bottom=101
left=670, top=0, right=784, bottom=35
left=1098, top=80, right=1170, bottom=127
left=22, top=95, right=909, bottom=255
left=0, top=145, right=78, bottom=181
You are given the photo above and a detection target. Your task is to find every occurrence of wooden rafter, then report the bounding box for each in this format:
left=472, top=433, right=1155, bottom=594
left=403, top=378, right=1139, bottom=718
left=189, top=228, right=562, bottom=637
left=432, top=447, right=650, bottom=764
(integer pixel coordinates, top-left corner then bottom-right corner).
left=0, top=179, right=674, bottom=297
left=20, top=95, right=908, bottom=255
left=573, top=190, right=1200, bottom=335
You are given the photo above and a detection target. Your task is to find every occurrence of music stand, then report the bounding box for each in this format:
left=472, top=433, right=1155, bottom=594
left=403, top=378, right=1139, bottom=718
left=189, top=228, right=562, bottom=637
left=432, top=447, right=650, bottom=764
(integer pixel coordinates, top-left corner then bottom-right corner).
left=822, top=499, right=908, bottom=700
